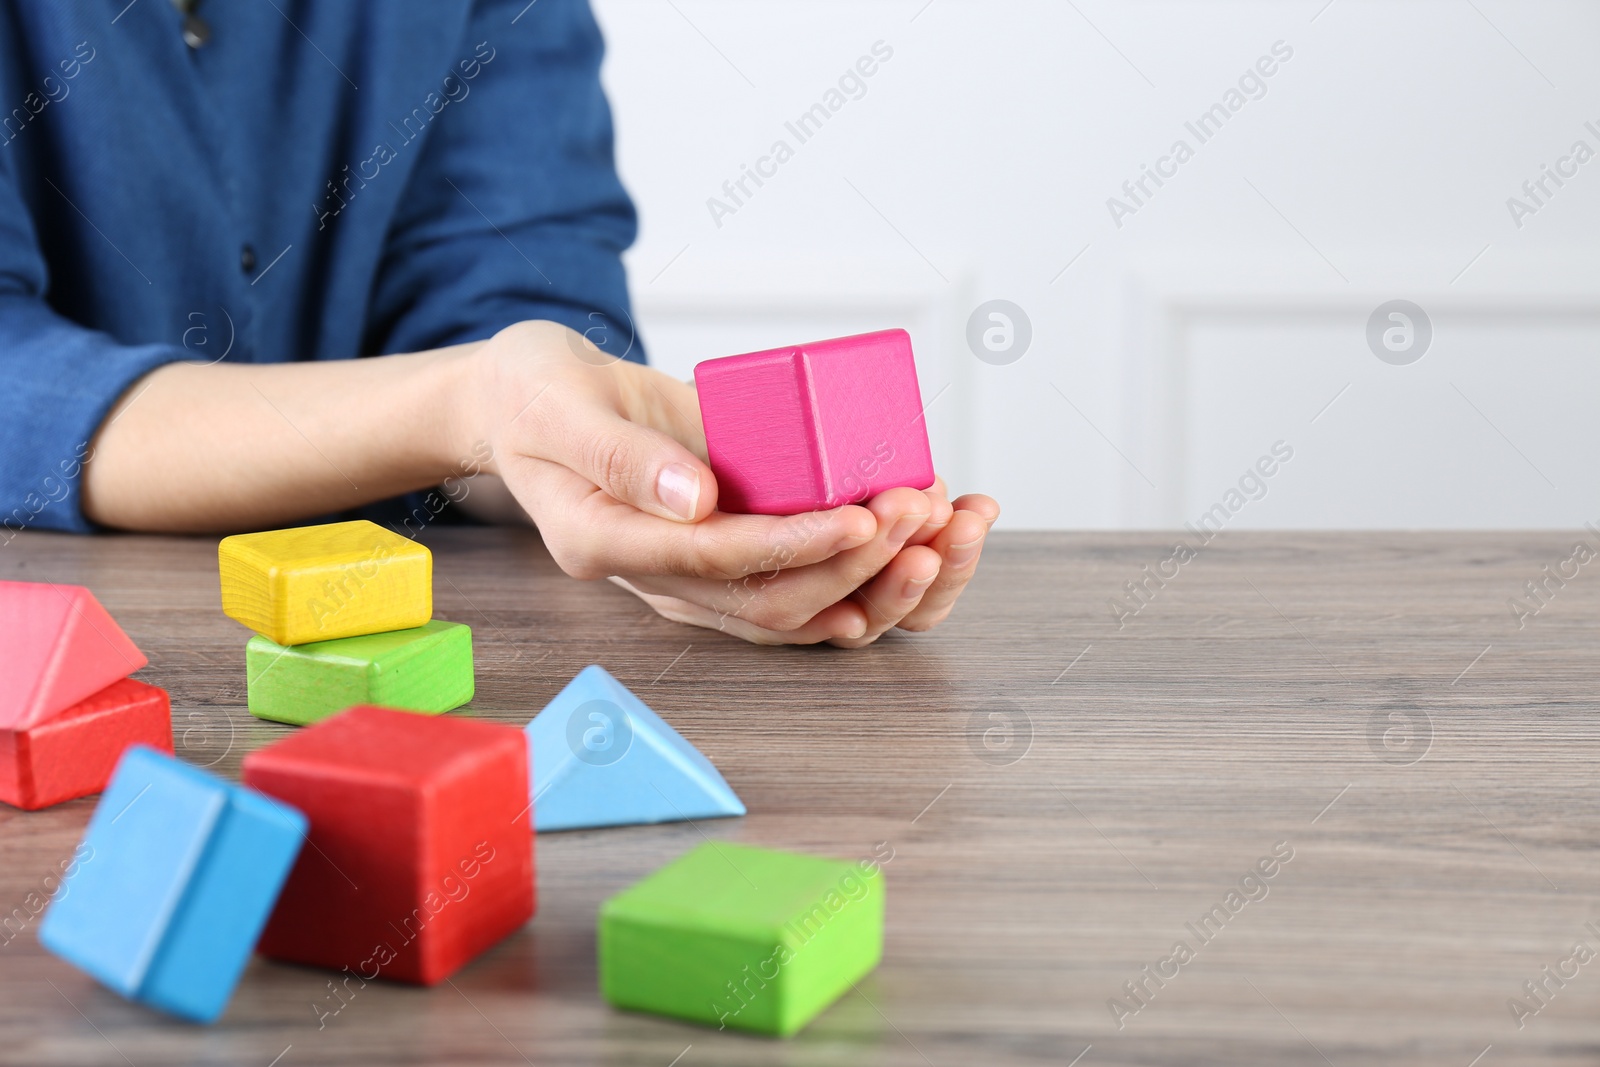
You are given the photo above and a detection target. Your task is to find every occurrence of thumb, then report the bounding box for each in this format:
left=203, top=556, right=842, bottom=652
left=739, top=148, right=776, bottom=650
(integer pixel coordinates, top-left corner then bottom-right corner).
left=539, top=394, right=718, bottom=522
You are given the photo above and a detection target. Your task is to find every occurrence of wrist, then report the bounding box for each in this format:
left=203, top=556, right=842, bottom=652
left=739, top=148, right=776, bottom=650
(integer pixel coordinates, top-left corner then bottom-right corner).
left=425, top=339, right=498, bottom=480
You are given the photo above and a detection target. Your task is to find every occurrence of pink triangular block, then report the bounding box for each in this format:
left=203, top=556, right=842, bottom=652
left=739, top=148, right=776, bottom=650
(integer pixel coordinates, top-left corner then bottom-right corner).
left=0, top=581, right=147, bottom=730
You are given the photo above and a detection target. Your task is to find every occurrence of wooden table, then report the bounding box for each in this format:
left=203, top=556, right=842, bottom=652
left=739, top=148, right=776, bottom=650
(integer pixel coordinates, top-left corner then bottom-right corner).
left=4, top=528, right=1598, bottom=1066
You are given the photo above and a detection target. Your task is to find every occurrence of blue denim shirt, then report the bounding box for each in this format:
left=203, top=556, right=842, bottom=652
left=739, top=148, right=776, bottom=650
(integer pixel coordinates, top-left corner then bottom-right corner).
left=0, top=0, right=640, bottom=534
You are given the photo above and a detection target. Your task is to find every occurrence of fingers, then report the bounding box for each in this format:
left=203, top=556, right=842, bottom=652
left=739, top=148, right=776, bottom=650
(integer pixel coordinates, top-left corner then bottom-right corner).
left=610, top=577, right=870, bottom=645
left=896, top=507, right=990, bottom=632
left=903, top=477, right=953, bottom=548
left=621, top=486, right=933, bottom=630
left=826, top=544, right=942, bottom=649
left=606, top=490, right=997, bottom=646
left=615, top=366, right=710, bottom=463
left=951, top=492, right=1000, bottom=526
left=508, top=456, right=878, bottom=581
left=520, top=379, right=719, bottom=523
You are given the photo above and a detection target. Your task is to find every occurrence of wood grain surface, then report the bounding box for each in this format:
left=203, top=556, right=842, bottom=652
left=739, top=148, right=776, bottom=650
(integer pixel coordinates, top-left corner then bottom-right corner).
left=3, top=527, right=1599, bottom=1066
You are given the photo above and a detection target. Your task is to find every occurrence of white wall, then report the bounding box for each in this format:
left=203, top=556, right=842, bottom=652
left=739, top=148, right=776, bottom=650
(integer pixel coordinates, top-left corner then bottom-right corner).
left=591, top=0, right=1600, bottom=529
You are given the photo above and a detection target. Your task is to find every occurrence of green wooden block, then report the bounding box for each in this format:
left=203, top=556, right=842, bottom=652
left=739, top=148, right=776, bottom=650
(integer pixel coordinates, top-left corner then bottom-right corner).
left=246, top=620, right=473, bottom=726
left=599, top=842, right=885, bottom=1036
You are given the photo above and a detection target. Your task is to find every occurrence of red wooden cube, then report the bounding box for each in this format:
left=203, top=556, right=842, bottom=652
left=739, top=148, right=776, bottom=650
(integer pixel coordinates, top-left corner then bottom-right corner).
left=694, top=329, right=936, bottom=515
left=241, top=705, right=534, bottom=985
left=0, top=678, right=172, bottom=811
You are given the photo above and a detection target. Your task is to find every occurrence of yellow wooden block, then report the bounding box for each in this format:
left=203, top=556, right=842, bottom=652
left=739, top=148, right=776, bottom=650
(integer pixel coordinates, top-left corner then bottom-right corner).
left=218, top=520, right=431, bottom=645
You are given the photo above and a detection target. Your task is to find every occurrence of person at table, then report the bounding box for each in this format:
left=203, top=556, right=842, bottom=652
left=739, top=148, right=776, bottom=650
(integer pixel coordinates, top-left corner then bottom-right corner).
left=0, top=0, right=996, bottom=647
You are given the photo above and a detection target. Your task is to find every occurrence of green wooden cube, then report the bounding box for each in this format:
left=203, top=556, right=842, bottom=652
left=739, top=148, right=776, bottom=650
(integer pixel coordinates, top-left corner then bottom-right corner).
left=246, top=620, right=473, bottom=726
left=599, top=842, right=885, bottom=1036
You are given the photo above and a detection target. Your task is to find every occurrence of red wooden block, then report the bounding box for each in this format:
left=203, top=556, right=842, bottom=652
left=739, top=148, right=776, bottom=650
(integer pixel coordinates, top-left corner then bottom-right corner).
left=694, top=329, right=936, bottom=515
left=0, top=580, right=147, bottom=730
left=241, top=705, right=534, bottom=985
left=0, top=679, right=173, bottom=811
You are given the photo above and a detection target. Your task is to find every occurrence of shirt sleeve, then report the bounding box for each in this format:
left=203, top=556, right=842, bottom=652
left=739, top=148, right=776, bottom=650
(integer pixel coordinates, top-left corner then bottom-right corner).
left=0, top=164, right=190, bottom=535
left=365, top=0, right=645, bottom=363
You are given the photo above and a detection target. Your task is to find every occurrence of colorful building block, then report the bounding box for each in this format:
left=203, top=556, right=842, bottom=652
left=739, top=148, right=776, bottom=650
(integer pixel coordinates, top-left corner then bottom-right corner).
left=0, top=580, right=147, bottom=730
left=241, top=705, right=534, bottom=985
left=0, top=678, right=172, bottom=810
left=600, top=842, right=886, bottom=1036
left=218, top=520, right=431, bottom=645
left=38, top=746, right=306, bottom=1023
left=246, top=619, right=473, bottom=726
left=693, top=329, right=936, bottom=515
left=525, top=665, right=744, bottom=833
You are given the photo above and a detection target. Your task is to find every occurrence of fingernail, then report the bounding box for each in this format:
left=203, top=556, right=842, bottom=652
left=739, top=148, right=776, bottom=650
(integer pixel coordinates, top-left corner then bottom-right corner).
left=656, top=463, right=700, bottom=520
left=831, top=533, right=866, bottom=554
left=887, top=513, right=927, bottom=547
left=947, top=537, right=983, bottom=568
left=901, top=573, right=936, bottom=600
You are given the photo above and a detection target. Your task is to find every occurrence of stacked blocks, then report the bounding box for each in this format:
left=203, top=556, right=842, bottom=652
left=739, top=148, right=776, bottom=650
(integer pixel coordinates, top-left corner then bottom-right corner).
left=219, top=520, right=472, bottom=724
left=0, top=581, right=172, bottom=810
left=39, top=746, right=306, bottom=1022
left=242, top=705, right=534, bottom=984
left=600, top=842, right=886, bottom=1035
left=694, top=329, right=935, bottom=515
left=525, top=664, right=744, bottom=832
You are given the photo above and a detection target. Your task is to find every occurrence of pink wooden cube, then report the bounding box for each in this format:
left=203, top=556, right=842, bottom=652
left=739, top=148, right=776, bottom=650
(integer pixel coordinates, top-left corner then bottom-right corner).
left=694, top=329, right=936, bottom=515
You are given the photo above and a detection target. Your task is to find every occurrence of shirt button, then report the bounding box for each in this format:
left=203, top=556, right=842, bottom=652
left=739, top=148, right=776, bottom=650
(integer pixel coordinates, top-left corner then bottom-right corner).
left=240, top=244, right=257, bottom=273
left=180, top=15, right=210, bottom=49
left=173, top=0, right=210, bottom=49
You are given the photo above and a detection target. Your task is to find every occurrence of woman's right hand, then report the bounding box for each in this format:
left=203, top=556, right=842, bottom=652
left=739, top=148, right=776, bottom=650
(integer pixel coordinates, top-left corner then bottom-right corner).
left=457, top=320, right=945, bottom=645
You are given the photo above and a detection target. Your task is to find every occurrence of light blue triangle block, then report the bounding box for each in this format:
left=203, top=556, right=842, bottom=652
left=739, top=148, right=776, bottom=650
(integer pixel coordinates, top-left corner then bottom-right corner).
left=525, top=665, right=746, bottom=832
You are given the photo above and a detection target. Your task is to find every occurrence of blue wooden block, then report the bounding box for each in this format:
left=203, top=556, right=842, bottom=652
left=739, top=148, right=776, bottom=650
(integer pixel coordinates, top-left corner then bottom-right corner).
left=525, top=665, right=746, bottom=832
left=39, top=746, right=306, bottom=1023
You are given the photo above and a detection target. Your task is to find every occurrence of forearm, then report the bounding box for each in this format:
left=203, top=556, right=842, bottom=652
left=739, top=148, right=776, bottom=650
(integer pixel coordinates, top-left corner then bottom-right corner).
left=82, top=345, right=480, bottom=533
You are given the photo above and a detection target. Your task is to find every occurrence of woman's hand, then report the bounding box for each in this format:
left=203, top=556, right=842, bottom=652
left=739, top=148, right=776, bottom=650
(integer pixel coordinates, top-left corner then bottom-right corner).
left=458, top=321, right=997, bottom=646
